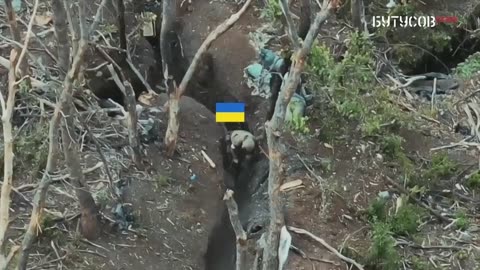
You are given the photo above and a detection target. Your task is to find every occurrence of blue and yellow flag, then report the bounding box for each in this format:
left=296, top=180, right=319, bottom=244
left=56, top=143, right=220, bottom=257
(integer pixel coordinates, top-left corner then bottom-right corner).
left=215, top=103, right=245, bottom=123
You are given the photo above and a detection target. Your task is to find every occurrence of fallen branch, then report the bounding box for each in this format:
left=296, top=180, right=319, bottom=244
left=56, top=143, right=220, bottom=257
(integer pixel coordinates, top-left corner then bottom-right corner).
left=80, top=122, right=118, bottom=199
left=288, top=226, right=364, bottom=270
left=384, top=176, right=451, bottom=223
left=224, top=190, right=248, bottom=270
left=163, top=0, right=253, bottom=156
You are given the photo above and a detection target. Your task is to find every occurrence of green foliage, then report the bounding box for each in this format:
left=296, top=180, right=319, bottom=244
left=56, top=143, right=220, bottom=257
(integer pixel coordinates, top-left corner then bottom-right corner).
left=94, top=189, right=110, bottom=209
left=389, top=3, right=416, bottom=16
left=455, top=211, right=470, bottom=231
left=367, top=196, right=423, bottom=236
left=309, top=44, right=336, bottom=82
left=261, top=0, right=282, bottom=21
left=380, top=134, right=414, bottom=174
left=367, top=197, right=388, bottom=222
left=466, top=171, right=480, bottom=189
left=455, top=52, right=480, bottom=79
left=13, top=124, right=49, bottom=177
left=380, top=135, right=403, bottom=159
left=155, top=175, right=170, bottom=189
left=408, top=152, right=458, bottom=190
left=423, top=153, right=458, bottom=181
left=367, top=222, right=401, bottom=270
left=307, top=32, right=409, bottom=138
left=411, top=256, right=433, bottom=270
left=391, top=203, right=423, bottom=236
left=288, top=116, right=310, bottom=134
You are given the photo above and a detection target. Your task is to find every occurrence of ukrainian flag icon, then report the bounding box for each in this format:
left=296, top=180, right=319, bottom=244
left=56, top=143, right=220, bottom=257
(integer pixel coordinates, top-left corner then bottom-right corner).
left=215, top=103, right=245, bottom=123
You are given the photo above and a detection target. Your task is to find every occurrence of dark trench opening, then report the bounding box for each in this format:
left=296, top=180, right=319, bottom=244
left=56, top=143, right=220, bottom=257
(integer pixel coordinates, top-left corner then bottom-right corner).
left=406, top=29, right=480, bottom=75
left=398, top=10, right=480, bottom=75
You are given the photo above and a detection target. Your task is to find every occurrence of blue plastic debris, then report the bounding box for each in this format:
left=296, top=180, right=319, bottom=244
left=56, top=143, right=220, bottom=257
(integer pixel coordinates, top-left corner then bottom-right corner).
left=245, top=63, right=264, bottom=79
left=190, top=174, right=198, bottom=182
left=260, top=48, right=284, bottom=70
left=2, top=0, right=22, bottom=13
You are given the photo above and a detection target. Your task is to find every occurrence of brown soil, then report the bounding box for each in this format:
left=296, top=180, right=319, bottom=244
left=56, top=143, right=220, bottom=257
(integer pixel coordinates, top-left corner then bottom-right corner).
left=81, top=94, right=227, bottom=270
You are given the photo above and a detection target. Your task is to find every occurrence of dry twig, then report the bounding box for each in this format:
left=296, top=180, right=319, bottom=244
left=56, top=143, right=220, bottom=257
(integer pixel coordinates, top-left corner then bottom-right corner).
left=384, top=176, right=451, bottom=222
left=288, top=226, right=364, bottom=270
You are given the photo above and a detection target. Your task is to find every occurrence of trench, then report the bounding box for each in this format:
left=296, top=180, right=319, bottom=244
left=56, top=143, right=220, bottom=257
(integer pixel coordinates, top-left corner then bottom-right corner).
left=146, top=30, right=270, bottom=269
left=88, top=24, right=269, bottom=270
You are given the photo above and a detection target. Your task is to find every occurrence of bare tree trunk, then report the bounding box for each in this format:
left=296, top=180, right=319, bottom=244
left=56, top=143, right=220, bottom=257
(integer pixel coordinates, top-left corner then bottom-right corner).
left=224, top=190, right=248, bottom=270
left=3, top=0, right=27, bottom=77
left=115, top=0, right=141, bottom=166
left=52, top=0, right=70, bottom=75
left=261, top=1, right=336, bottom=269
left=0, top=49, right=20, bottom=270
left=106, top=64, right=141, bottom=167
left=160, top=0, right=179, bottom=156
left=16, top=0, right=109, bottom=268
left=163, top=0, right=253, bottom=156
left=0, top=0, right=34, bottom=267
left=298, top=0, right=312, bottom=40
left=60, top=0, right=100, bottom=242
left=60, top=91, right=100, bottom=241
left=351, top=0, right=368, bottom=33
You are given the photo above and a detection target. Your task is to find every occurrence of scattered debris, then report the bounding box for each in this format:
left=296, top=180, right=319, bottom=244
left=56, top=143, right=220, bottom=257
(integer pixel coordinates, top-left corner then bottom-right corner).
left=280, top=179, right=303, bottom=191
left=201, top=150, right=216, bottom=168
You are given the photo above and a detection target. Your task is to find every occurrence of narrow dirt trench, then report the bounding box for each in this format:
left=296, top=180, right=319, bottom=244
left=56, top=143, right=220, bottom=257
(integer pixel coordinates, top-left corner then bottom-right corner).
left=174, top=2, right=272, bottom=269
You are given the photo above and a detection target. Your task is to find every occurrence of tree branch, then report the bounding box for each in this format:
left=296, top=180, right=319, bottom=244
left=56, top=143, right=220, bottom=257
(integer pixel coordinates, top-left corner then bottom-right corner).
left=15, top=0, right=39, bottom=78
left=177, top=0, right=252, bottom=97
left=114, top=0, right=142, bottom=167
left=52, top=0, right=70, bottom=75
left=0, top=48, right=19, bottom=267
left=288, top=226, right=365, bottom=270
left=106, top=64, right=141, bottom=166
left=3, top=0, right=27, bottom=77
left=262, top=1, right=335, bottom=269
left=163, top=0, right=253, bottom=156
left=224, top=190, right=248, bottom=270
left=17, top=0, right=108, bottom=268
left=279, top=0, right=300, bottom=48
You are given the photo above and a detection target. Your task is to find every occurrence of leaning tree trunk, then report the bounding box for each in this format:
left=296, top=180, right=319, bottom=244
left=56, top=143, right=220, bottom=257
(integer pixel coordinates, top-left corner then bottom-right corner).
left=261, top=1, right=336, bottom=269
left=3, top=0, right=28, bottom=78
left=52, top=0, right=70, bottom=75
left=59, top=0, right=100, bottom=242
left=0, top=49, right=20, bottom=270
left=60, top=91, right=100, bottom=240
